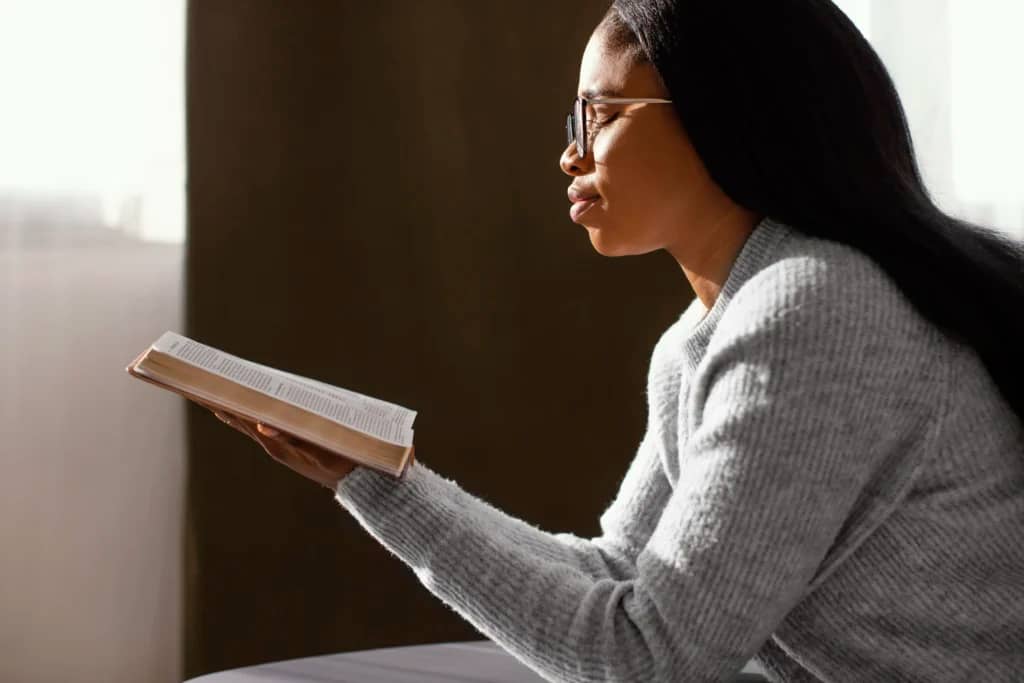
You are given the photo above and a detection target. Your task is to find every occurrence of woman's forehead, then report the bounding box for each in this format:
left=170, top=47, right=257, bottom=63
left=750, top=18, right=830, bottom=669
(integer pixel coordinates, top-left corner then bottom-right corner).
left=578, top=32, right=634, bottom=96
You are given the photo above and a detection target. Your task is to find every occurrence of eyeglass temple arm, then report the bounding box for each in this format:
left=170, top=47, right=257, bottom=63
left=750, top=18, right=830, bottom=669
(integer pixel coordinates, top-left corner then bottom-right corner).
left=584, top=97, right=673, bottom=104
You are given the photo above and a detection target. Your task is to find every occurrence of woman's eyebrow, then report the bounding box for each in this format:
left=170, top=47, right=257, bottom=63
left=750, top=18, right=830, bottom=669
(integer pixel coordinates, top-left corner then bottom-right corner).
left=581, top=88, right=624, bottom=99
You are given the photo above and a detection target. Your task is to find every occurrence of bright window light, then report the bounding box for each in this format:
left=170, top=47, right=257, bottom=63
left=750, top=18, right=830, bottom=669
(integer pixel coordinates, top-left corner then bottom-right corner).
left=0, top=0, right=185, bottom=243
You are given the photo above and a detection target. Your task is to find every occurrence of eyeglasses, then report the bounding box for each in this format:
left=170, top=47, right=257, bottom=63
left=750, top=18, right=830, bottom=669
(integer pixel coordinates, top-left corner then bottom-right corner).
left=566, top=95, right=673, bottom=159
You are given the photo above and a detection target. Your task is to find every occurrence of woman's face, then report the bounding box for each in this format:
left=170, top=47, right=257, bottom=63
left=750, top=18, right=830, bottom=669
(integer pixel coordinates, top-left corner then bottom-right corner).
left=559, top=28, right=742, bottom=259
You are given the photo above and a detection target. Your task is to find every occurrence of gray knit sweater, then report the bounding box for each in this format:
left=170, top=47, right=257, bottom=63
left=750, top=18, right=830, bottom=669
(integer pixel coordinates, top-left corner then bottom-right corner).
left=335, top=216, right=1024, bottom=682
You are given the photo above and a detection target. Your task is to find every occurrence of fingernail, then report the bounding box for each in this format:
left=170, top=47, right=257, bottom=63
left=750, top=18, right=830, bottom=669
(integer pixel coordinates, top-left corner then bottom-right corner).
left=257, top=424, right=279, bottom=437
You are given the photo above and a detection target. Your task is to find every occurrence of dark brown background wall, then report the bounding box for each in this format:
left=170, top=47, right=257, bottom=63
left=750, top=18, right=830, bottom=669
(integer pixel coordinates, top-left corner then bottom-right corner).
left=185, top=1, right=695, bottom=677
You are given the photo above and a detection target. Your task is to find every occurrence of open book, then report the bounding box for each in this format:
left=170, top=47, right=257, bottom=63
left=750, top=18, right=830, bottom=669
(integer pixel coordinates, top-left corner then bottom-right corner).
left=126, top=332, right=416, bottom=478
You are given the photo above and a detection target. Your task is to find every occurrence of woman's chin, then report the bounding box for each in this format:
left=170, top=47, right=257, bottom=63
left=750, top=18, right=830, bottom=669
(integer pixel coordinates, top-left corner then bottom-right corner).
left=587, top=227, right=653, bottom=257
left=586, top=227, right=623, bottom=256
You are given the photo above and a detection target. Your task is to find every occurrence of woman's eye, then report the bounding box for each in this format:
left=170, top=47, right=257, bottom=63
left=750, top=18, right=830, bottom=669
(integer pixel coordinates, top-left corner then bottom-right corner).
left=593, top=112, right=619, bottom=130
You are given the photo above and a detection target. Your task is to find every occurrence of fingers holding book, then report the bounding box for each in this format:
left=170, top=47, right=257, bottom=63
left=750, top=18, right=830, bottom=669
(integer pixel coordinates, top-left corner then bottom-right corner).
left=212, top=409, right=255, bottom=438
left=210, top=409, right=358, bottom=490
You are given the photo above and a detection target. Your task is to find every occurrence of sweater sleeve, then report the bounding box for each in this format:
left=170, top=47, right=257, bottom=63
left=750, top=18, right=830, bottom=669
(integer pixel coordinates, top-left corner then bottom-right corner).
left=337, top=422, right=671, bottom=583
left=336, top=255, right=944, bottom=682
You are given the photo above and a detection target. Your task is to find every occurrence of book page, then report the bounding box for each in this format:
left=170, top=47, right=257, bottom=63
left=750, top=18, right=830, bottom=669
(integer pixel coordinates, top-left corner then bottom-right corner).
left=243, top=361, right=417, bottom=440
left=240, top=360, right=411, bottom=421
left=152, top=332, right=415, bottom=446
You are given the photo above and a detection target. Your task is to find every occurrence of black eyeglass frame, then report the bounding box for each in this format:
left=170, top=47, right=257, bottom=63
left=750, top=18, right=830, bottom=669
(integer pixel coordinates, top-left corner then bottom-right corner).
left=566, top=96, right=673, bottom=158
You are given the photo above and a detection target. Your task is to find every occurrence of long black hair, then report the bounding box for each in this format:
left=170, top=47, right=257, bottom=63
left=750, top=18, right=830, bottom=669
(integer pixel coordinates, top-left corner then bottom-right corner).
left=603, top=0, right=1024, bottom=426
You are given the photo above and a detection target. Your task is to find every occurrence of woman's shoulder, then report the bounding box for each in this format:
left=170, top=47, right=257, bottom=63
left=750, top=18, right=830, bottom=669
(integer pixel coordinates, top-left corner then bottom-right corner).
left=723, top=231, right=936, bottom=339
left=707, top=230, right=958, bottom=388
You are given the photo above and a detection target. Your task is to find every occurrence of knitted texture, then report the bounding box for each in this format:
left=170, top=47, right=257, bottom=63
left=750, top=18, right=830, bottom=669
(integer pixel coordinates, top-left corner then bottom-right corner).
left=336, top=217, right=1024, bottom=682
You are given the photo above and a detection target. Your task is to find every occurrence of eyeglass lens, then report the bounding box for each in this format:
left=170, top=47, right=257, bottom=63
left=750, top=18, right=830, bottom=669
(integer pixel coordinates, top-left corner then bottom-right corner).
left=567, top=97, right=587, bottom=158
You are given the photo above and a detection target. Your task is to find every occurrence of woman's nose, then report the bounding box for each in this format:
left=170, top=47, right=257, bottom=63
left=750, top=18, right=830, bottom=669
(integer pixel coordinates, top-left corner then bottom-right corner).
left=559, top=141, right=591, bottom=177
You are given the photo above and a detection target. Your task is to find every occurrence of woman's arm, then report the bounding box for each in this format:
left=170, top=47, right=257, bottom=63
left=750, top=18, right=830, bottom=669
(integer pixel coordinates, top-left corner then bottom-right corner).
left=338, top=427, right=672, bottom=584
left=335, top=255, right=946, bottom=683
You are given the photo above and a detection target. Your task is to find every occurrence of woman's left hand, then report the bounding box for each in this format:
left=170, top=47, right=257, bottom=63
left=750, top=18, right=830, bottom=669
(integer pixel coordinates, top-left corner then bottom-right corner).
left=211, top=409, right=358, bottom=490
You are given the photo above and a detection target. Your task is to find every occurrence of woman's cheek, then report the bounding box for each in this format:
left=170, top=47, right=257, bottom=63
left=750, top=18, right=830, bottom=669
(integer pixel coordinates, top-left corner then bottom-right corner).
left=592, top=122, right=628, bottom=164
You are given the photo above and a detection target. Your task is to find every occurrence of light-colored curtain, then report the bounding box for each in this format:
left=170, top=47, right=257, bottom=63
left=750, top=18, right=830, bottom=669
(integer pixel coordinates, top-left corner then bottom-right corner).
left=835, top=0, right=1024, bottom=242
left=0, top=2, right=186, bottom=682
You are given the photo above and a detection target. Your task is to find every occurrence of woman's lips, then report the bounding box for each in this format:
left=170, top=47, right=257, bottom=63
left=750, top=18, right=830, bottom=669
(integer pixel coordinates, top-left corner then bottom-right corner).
left=569, top=196, right=600, bottom=223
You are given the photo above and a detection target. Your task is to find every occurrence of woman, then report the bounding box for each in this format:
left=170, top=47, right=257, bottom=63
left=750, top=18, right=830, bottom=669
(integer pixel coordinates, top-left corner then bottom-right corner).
left=214, top=1, right=1024, bottom=680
